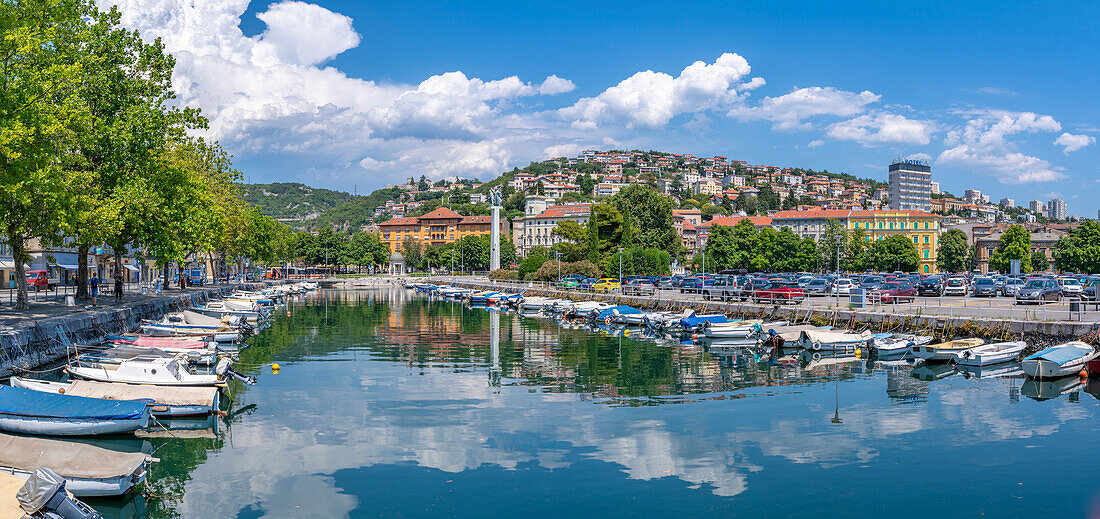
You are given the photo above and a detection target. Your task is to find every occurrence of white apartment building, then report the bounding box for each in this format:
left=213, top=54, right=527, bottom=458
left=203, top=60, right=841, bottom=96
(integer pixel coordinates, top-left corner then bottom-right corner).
left=1048, top=198, right=1068, bottom=220
left=999, top=197, right=1014, bottom=208
left=888, top=159, right=932, bottom=212
left=1030, top=200, right=1044, bottom=214
left=516, top=204, right=592, bottom=256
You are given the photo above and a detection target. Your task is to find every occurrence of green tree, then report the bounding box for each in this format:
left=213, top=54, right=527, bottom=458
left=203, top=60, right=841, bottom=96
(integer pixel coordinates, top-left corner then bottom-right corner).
left=867, top=235, right=920, bottom=272
left=400, top=238, right=422, bottom=271
left=551, top=220, right=588, bottom=262
left=988, top=225, right=1032, bottom=273
left=936, top=229, right=971, bottom=273
left=610, top=185, right=680, bottom=256
left=586, top=203, right=625, bottom=264
left=1054, top=220, right=1100, bottom=274
left=816, top=219, right=848, bottom=272
left=1031, top=250, right=1049, bottom=273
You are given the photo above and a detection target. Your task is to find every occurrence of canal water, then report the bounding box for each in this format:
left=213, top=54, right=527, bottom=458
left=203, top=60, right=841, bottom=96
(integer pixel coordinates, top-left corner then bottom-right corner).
left=100, top=287, right=1100, bottom=518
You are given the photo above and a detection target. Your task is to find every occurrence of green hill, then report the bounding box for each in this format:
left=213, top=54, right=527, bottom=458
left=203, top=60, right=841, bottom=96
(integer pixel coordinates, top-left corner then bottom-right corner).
left=241, top=182, right=355, bottom=220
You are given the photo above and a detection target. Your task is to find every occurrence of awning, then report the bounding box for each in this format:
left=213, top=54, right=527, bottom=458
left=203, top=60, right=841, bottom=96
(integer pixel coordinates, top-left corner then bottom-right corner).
left=122, top=264, right=139, bottom=272
left=0, top=260, right=29, bottom=270
left=57, top=264, right=81, bottom=270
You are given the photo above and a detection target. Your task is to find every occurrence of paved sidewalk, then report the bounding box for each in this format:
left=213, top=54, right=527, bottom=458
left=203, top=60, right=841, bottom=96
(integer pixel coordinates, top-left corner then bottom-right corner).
left=0, top=284, right=229, bottom=332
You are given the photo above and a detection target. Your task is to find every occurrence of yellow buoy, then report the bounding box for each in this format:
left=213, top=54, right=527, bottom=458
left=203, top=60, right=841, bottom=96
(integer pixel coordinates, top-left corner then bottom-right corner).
left=271, top=363, right=281, bottom=374
left=855, top=348, right=862, bottom=358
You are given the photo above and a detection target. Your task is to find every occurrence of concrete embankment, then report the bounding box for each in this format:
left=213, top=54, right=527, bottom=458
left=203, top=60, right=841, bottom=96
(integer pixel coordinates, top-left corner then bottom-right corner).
left=442, top=279, right=1100, bottom=349
left=0, top=283, right=272, bottom=377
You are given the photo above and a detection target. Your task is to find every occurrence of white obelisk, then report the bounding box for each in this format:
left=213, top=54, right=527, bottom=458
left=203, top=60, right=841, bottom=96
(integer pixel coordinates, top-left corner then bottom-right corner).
left=489, top=186, right=502, bottom=271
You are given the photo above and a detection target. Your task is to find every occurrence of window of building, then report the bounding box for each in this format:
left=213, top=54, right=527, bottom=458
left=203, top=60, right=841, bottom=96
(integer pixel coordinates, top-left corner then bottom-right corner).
left=924, top=249, right=929, bottom=259
left=924, top=265, right=929, bottom=273
left=913, top=236, right=918, bottom=244
left=924, top=236, right=929, bottom=244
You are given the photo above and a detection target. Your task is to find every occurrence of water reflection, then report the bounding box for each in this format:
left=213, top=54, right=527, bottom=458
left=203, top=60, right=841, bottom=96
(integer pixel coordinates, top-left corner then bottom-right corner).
left=132, top=288, right=1100, bottom=518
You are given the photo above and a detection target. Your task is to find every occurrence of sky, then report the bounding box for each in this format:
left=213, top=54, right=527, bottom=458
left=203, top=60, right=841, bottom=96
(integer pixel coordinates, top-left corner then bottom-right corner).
left=102, top=0, right=1100, bottom=216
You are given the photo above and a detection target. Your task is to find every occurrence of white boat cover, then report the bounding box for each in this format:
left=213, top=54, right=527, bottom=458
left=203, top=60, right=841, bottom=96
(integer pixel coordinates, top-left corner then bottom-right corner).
left=63, top=381, right=218, bottom=407
left=767, top=325, right=832, bottom=342
left=0, top=433, right=149, bottom=480
left=800, top=330, right=872, bottom=344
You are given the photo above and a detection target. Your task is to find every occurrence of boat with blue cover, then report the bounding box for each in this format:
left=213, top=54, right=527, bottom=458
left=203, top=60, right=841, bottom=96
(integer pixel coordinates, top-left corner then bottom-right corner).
left=1021, top=341, right=1098, bottom=378
left=0, top=385, right=150, bottom=436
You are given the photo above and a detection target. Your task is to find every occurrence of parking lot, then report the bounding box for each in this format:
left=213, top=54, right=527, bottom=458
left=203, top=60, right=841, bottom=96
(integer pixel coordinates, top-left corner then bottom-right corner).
left=430, top=275, right=1100, bottom=323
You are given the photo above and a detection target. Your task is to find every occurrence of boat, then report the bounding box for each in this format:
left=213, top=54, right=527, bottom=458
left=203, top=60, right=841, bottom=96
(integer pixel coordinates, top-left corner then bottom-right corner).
left=702, top=320, right=765, bottom=339
left=1021, top=376, right=1084, bottom=401
left=955, top=341, right=1027, bottom=366
left=910, top=338, right=985, bottom=362
left=66, top=356, right=244, bottom=387
left=1021, top=341, right=1098, bottom=378
left=139, top=323, right=239, bottom=343
left=0, top=385, right=150, bottom=436
left=73, top=343, right=218, bottom=367
left=798, top=330, right=874, bottom=351
left=911, top=362, right=958, bottom=381
left=188, top=304, right=266, bottom=323
left=957, top=362, right=1024, bottom=379
left=0, top=433, right=151, bottom=497
left=3, top=468, right=102, bottom=517
left=677, top=313, right=730, bottom=332
left=758, top=324, right=832, bottom=348
left=11, top=378, right=220, bottom=418
left=871, top=334, right=934, bottom=355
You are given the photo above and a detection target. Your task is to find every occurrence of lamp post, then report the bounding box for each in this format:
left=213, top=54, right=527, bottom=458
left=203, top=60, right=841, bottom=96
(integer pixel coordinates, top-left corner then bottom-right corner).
left=618, top=247, right=623, bottom=287
left=556, top=250, right=560, bottom=283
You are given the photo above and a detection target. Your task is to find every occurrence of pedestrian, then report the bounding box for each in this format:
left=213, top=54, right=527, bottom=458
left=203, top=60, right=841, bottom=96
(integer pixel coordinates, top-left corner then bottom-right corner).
left=114, top=274, right=123, bottom=302
left=155, top=276, right=162, bottom=294
left=89, top=274, right=99, bottom=306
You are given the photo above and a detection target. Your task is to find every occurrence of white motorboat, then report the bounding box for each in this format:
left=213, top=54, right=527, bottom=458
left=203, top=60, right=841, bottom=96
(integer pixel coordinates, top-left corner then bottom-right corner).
left=140, top=323, right=239, bottom=342
left=956, top=341, right=1027, bottom=366
left=910, top=338, right=985, bottom=362
left=0, top=433, right=151, bottom=497
left=67, top=356, right=237, bottom=387
left=872, top=334, right=934, bottom=355
left=11, top=378, right=220, bottom=418
left=798, top=330, right=874, bottom=351
left=0, top=385, right=150, bottom=436
left=1021, top=341, right=1098, bottom=378
left=702, top=320, right=765, bottom=339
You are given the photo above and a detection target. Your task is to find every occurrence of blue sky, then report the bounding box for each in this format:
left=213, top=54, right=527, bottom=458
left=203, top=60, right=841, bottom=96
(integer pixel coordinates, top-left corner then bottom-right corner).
left=108, top=0, right=1099, bottom=215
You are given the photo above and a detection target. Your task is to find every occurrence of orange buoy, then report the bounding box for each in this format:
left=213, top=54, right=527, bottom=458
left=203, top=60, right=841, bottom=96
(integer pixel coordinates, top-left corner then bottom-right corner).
left=691, top=333, right=699, bottom=340
left=1080, top=369, right=1089, bottom=378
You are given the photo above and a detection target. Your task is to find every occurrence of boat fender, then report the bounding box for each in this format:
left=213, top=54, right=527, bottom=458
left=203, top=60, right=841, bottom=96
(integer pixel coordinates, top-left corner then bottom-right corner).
left=812, top=341, right=822, bottom=351
left=604, top=317, right=612, bottom=325
left=812, top=352, right=821, bottom=362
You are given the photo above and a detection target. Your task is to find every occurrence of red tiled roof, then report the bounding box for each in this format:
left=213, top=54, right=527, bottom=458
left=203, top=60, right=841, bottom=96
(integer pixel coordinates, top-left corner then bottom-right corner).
left=379, top=217, right=419, bottom=227
left=697, top=216, right=773, bottom=228
left=672, top=209, right=702, bottom=216
left=419, top=207, right=463, bottom=220
left=459, top=215, right=491, bottom=224
left=536, top=204, right=593, bottom=218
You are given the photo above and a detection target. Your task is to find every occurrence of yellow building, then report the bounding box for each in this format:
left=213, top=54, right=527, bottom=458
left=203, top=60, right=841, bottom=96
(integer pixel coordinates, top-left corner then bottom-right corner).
left=847, top=210, right=940, bottom=274
left=378, top=207, right=494, bottom=254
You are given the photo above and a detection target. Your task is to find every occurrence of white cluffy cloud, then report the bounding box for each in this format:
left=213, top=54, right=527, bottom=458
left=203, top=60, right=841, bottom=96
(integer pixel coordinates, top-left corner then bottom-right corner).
left=826, top=112, right=934, bottom=147
left=731, top=86, right=880, bottom=131
left=937, top=110, right=1065, bottom=183
left=1053, top=132, right=1095, bottom=154
left=559, top=53, right=764, bottom=129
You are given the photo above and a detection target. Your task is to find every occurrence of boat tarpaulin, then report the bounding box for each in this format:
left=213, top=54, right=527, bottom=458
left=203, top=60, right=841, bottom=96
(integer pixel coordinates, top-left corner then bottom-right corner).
left=799, top=330, right=873, bottom=344
left=0, top=432, right=149, bottom=479
left=0, top=385, right=147, bottom=420
left=1024, top=342, right=1093, bottom=364
left=679, top=315, right=729, bottom=328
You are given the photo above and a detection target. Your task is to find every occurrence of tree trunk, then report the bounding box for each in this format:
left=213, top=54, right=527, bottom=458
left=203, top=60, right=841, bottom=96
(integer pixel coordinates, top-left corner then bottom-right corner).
left=162, top=263, right=170, bottom=291
left=114, top=250, right=124, bottom=297
left=10, top=234, right=28, bottom=310
left=76, top=243, right=90, bottom=300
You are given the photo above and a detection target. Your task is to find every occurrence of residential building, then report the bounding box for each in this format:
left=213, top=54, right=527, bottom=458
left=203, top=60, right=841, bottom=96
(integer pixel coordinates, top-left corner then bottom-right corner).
left=722, top=174, right=746, bottom=188
left=516, top=204, right=593, bottom=256
left=848, top=210, right=940, bottom=274
left=695, top=216, right=773, bottom=249
left=974, top=231, right=1063, bottom=274
left=929, top=181, right=941, bottom=194
left=888, top=159, right=932, bottom=212
left=999, top=197, right=1015, bottom=208
left=770, top=209, right=852, bottom=241
left=378, top=207, right=497, bottom=254
left=692, top=179, right=722, bottom=196
left=1048, top=198, right=1068, bottom=220
left=672, top=209, right=702, bottom=251
left=1029, top=200, right=1044, bottom=214
left=594, top=182, right=627, bottom=197
left=964, top=189, right=983, bottom=203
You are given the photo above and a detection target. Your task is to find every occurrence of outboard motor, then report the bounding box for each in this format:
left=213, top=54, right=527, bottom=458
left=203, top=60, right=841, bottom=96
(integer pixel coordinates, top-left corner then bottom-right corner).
left=215, top=358, right=256, bottom=385
left=17, top=468, right=102, bottom=519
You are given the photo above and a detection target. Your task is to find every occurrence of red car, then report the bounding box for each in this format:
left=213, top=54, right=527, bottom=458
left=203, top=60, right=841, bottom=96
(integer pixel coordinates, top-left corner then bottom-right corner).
left=870, top=281, right=916, bottom=303
left=751, top=282, right=805, bottom=304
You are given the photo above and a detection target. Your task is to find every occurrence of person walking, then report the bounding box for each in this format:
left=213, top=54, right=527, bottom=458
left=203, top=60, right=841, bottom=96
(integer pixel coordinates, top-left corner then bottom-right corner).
left=89, top=274, right=100, bottom=306
left=114, top=274, right=123, bottom=302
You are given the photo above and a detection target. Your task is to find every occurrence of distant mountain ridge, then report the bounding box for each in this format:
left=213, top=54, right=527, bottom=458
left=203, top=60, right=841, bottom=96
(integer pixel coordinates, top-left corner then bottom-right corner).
left=240, top=182, right=356, bottom=220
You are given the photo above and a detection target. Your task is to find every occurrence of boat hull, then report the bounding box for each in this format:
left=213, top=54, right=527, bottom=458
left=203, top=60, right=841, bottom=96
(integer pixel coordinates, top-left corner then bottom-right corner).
left=0, top=412, right=148, bottom=436
left=66, top=367, right=224, bottom=387
left=1021, top=357, right=1091, bottom=378
left=0, top=466, right=143, bottom=497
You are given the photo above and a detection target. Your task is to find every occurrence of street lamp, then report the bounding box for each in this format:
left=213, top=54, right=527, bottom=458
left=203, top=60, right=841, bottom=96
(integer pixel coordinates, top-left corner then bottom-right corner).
left=556, top=250, right=560, bottom=282
left=618, top=247, right=623, bottom=286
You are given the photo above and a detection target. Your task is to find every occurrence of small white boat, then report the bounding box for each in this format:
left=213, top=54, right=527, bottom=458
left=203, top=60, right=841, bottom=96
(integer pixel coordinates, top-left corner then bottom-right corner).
left=910, top=338, right=985, bottom=362
left=872, top=334, right=934, bottom=355
left=140, top=323, right=239, bottom=343
left=11, top=378, right=220, bottom=418
left=956, top=341, right=1027, bottom=366
left=703, top=320, right=772, bottom=339
left=0, top=432, right=151, bottom=497
left=2, top=468, right=104, bottom=515
left=1021, top=341, right=1098, bottom=378
left=0, top=385, right=150, bottom=436
left=67, top=356, right=235, bottom=387
left=798, top=330, right=874, bottom=350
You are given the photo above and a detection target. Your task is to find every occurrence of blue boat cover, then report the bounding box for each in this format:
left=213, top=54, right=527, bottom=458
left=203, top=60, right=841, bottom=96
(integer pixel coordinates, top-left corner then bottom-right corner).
left=1023, top=343, right=1093, bottom=364
left=680, top=315, right=729, bottom=328
left=595, top=306, right=639, bottom=320
left=0, top=385, right=147, bottom=420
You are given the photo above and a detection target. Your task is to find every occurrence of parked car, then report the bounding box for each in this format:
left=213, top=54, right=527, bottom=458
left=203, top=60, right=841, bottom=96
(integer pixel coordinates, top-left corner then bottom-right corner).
left=680, top=275, right=714, bottom=293
left=555, top=278, right=579, bottom=289
left=578, top=278, right=597, bottom=290
left=701, top=275, right=746, bottom=301
left=1001, top=277, right=1025, bottom=297
left=622, top=278, right=656, bottom=296
left=591, top=278, right=621, bottom=292
left=859, top=275, right=884, bottom=291
left=1015, top=279, right=1062, bottom=305
left=831, top=278, right=856, bottom=295
left=943, top=277, right=968, bottom=296
left=655, top=275, right=675, bottom=287
left=1058, top=276, right=1084, bottom=297
left=917, top=276, right=945, bottom=296
left=751, top=282, right=806, bottom=304
left=1082, top=276, right=1100, bottom=301
left=869, top=282, right=916, bottom=303
left=803, top=278, right=831, bottom=296
left=970, top=277, right=998, bottom=297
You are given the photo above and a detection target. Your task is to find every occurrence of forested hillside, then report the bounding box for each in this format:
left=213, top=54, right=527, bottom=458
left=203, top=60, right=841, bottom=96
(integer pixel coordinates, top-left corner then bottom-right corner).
left=241, top=183, right=356, bottom=220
